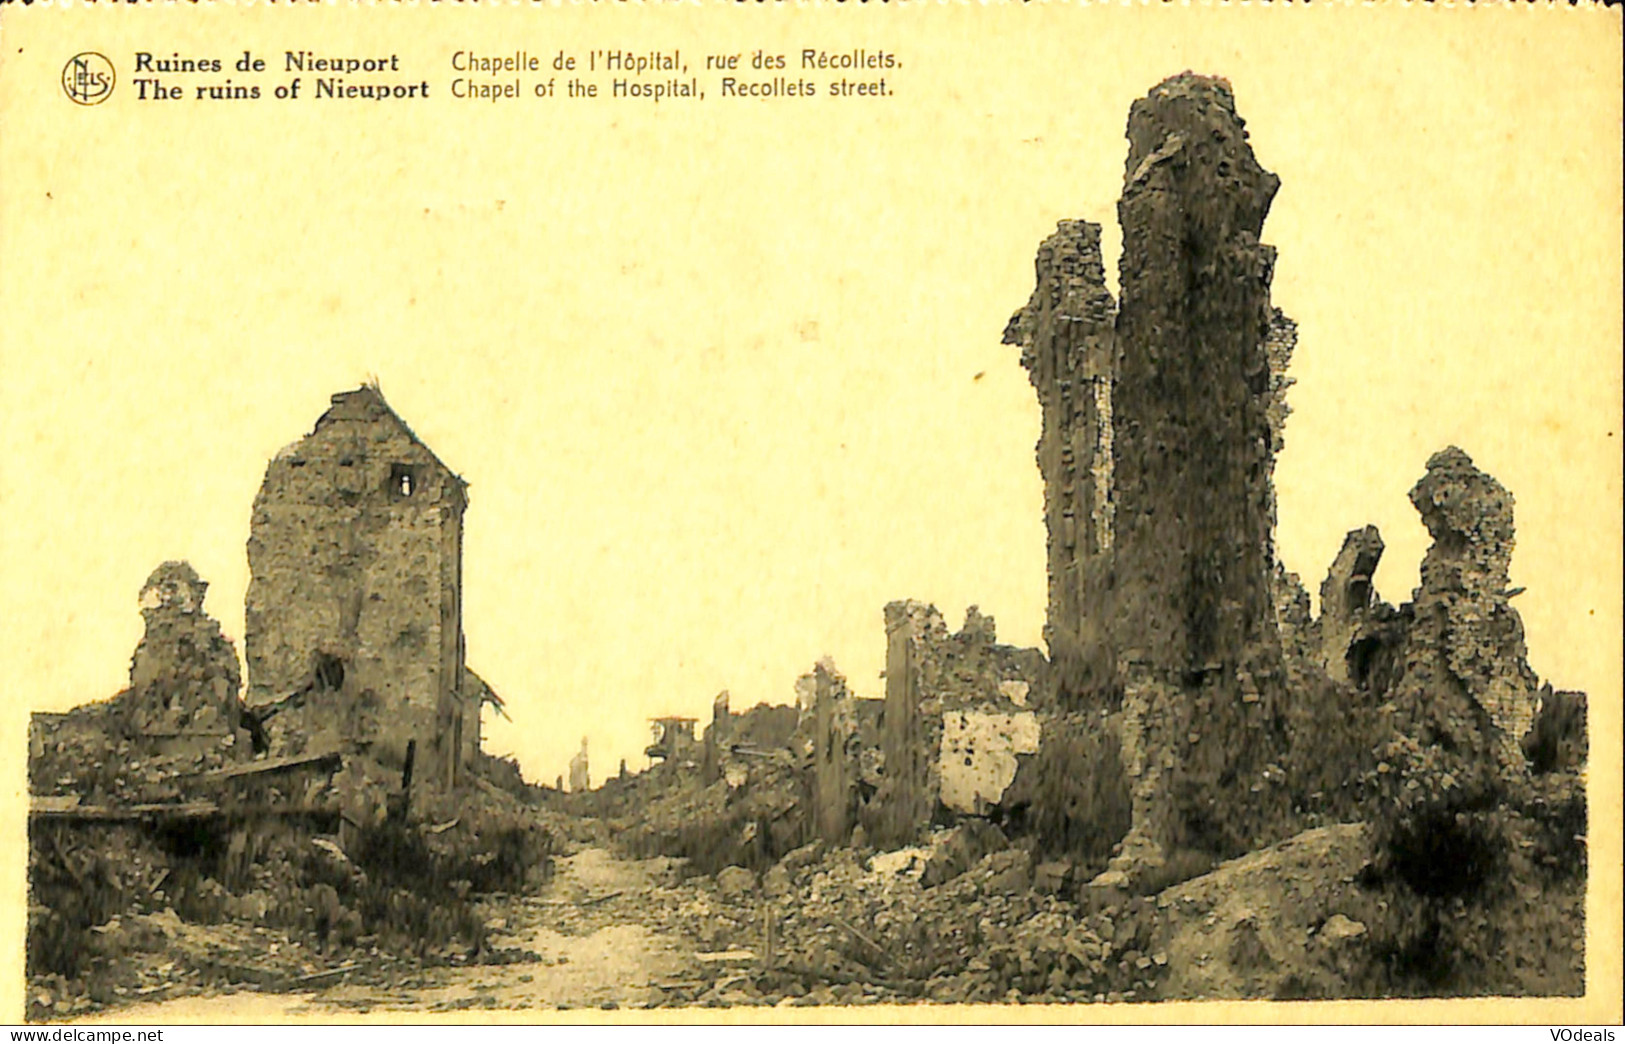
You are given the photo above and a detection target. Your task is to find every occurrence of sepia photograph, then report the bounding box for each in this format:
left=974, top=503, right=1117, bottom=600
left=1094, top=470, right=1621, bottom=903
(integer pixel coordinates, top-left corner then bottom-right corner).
left=1, top=1, right=1620, bottom=1026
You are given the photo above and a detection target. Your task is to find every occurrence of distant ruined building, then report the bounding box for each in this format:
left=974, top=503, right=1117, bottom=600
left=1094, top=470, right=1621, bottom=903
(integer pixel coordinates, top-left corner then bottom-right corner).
left=244, top=385, right=480, bottom=788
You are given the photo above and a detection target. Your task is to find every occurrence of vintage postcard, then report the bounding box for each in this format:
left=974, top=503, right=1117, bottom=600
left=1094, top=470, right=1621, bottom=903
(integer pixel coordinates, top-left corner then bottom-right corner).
left=1, top=0, right=1620, bottom=1027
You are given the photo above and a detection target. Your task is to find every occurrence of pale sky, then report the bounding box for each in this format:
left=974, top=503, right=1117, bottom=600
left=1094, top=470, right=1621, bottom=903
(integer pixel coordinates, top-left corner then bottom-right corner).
left=2, top=5, right=1619, bottom=795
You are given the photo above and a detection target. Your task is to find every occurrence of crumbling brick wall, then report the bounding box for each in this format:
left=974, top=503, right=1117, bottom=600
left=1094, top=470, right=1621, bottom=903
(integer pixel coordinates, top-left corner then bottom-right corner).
left=1388, top=447, right=1543, bottom=781
left=872, top=602, right=1049, bottom=848
left=1105, top=73, right=1291, bottom=876
left=127, top=561, right=242, bottom=752
left=244, top=386, right=474, bottom=787
left=1005, top=221, right=1119, bottom=702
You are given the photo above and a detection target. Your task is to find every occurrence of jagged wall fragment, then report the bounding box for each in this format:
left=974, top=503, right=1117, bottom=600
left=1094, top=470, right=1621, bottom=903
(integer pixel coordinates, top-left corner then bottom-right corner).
left=809, top=660, right=857, bottom=845
left=1391, top=447, right=1542, bottom=778
left=127, top=561, right=242, bottom=754
left=1005, top=220, right=1119, bottom=701
left=1317, top=526, right=1386, bottom=685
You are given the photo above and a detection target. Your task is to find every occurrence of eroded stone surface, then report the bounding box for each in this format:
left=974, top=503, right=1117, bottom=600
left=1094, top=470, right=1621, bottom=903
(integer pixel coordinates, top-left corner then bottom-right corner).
left=1317, top=526, right=1386, bottom=685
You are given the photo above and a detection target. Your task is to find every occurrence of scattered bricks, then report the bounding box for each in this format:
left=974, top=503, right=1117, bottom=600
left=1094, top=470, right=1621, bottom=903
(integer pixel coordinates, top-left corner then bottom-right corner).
left=977, top=850, right=1032, bottom=896
left=1318, top=914, right=1367, bottom=946
left=1033, top=861, right=1074, bottom=895
left=716, top=866, right=756, bottom=900
left=779, top=841, right=825, bottom=872
left=762, top=864, right=792, bottom=900
left=718, top=858, right=754, bottom=897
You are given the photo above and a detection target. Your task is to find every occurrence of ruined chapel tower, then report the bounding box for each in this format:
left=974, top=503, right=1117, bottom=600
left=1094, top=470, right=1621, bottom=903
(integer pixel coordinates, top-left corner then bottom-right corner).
left=1105, top=74, right=1290, bottom=876
left=245, top=386, right=476, bottom=787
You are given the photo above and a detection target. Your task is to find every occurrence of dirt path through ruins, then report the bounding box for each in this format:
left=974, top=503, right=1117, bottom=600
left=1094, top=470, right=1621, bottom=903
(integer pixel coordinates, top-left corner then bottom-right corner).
left=81, top=848, right=696, bottom=1021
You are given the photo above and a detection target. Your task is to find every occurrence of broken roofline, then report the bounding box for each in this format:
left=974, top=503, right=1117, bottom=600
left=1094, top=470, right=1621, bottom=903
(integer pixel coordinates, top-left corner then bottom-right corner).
left=315, top=383, right=471, bottom=496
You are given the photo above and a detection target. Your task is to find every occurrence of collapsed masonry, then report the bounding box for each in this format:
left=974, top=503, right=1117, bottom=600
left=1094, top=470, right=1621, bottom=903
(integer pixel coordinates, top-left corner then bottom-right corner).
left=127, top=561, right=245, bottom=756
left=30, top=561, right=249, bottom=801
left=245, top=386, right=481, bottom=789
left=1354, top=448, right=1550, bottom=792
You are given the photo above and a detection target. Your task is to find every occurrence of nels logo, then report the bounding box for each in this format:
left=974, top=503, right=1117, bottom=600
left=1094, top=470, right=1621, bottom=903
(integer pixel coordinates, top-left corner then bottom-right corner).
left=62, top=52, right=115, bottom=105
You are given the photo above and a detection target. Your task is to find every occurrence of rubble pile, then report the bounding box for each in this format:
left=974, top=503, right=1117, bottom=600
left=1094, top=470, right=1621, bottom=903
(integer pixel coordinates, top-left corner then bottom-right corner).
left=28, top=772, right=559, bottom=1021
left=27, top=556, right=561, bottom=1021
left=614, top=753, right=807, bottom=875
left=31, top=562, right=248, bottom=805
left=1316, top=448, right=1589, bottom=998
left=609, top=839, right=1167, bottom=1007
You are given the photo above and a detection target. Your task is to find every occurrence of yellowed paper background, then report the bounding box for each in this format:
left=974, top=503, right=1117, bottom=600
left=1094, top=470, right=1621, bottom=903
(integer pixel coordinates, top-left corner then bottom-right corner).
left=2, top=0, right=1620, bottom=1024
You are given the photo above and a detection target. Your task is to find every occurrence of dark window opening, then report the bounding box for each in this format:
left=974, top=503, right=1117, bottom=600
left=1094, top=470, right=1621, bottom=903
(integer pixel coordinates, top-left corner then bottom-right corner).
left=314, top=653, right=346, bottom=693
left=390, top=463, right=419, bottom=498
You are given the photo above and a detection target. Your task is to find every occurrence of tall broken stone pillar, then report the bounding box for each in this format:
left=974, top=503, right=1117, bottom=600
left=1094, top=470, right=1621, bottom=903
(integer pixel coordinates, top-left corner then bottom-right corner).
left=809, top=660, right=857, bottom=846
left=1004, top=220, right=1119, bottom=703
left=873, top=600, right=944, bottom=848
left=1103, top=73, right=1289, bottom=882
